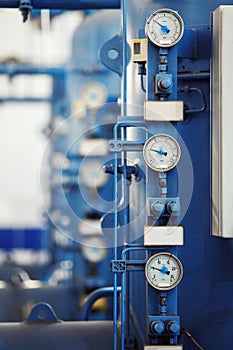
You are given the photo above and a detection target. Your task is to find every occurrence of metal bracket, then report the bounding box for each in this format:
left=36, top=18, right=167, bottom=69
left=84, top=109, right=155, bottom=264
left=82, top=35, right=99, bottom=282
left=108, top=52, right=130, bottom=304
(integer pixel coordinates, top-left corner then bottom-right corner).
left=148, top=315, right=180, bottom=336
left=108, top=139, right=144, bottom=152
left=99, top=33, right=123, bottom=75
left=111, top=260, right=126, bottom=272
left=26, top=303, right=60, bottom=323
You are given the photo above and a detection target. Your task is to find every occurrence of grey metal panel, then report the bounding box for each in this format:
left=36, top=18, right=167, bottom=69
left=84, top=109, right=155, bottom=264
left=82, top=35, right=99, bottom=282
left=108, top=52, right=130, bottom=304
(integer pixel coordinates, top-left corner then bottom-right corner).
left=0, top=321, right=113, bottom=350
left=212, top=6, right=233, bottom=237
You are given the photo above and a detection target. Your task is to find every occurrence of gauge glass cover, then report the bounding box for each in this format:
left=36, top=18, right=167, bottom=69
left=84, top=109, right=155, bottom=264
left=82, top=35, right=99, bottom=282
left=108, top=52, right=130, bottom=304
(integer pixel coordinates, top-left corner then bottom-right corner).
left=145, top=8, right=184, bottom=47
left=143, top=134, right=181, bottom=172
left=145, top=252, right=183, bottom=290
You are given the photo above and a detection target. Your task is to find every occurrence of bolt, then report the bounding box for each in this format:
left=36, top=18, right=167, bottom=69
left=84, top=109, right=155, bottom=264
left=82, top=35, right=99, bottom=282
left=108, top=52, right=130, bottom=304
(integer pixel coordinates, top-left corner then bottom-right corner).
left=158, top=77, right=173, bottom=91
left=167, top=201, right=180, bottom=214
left=151, top=201, right=165, bottom=215
left=167, top=321, right=180, bottom=334
left=150, top=321, right=165, bottom=334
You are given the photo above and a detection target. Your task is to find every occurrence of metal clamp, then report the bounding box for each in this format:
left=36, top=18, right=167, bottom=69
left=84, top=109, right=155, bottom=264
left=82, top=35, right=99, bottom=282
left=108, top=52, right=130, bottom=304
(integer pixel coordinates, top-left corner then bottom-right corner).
left=108, top=139, right=144, bottom=152
left=111, top=260, right=126, bottom=272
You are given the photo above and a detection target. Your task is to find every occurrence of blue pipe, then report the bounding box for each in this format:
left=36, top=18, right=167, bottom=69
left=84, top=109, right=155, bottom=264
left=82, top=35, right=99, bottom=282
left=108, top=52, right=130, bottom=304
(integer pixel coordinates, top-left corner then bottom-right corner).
left=112, top=122, right=147, bottom=350
left=80, top=287, right=121, bottom=321
left=0, top=0, right=120, bottom=9
left=0, top=65, right=66, bottom=76
left=122, top=0, right=127, bottom=116
left=0, top=97, right=51, bottom=103
left=113, top=124, right=119, bottom=350
left=0, top=65, right=110, bottom=76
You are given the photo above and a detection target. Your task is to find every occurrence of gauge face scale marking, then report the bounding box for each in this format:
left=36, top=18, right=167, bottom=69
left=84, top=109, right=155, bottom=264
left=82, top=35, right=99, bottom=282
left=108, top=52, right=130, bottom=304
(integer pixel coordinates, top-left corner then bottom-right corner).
left=145, top=8, right=184, bottom=47
left=143, top=134, right=181, bottom=172
left=145, top=252, right=183, bottom=291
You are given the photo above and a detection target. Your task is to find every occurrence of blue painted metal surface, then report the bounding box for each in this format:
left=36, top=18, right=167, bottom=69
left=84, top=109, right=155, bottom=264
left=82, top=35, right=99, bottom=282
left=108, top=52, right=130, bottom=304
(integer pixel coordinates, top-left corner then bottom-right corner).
left=26, top=303, right=59, bottom=322
left=0, top=1, right=232, bottom=350
left=114, top=1, right=233, bottom=350
left=0, top=228, right=46, bottom=250
left=0, top=0, right=120, bottom=9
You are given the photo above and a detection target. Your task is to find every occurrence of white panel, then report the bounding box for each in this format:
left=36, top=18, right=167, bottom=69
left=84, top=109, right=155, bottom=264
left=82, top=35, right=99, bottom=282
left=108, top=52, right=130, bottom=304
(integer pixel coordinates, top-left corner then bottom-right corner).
left=144, top=226, right=184, bottom=246
left=144, top=101, right=183, bottom=121
left=79, top=219, right=103, bottom=236
left=79, top=138, right=108, bottom=156
left=212, top=6, right=233, bottom=237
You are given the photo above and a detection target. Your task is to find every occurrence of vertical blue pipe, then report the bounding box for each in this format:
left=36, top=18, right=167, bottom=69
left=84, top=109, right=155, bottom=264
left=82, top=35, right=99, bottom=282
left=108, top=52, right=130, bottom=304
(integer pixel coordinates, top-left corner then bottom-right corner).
left=113, top=124, right=119, bottom=350
left=122, top=0, right=127, bottom=116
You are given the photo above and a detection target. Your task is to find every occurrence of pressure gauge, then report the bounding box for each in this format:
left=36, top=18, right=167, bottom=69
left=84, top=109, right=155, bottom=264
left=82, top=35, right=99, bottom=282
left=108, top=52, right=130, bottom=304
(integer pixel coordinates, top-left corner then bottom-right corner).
left=145, top=8, right=184, bottom=47
left=143, top=134, right=181, bottom=172
left=145, top=252, right=183, bottom=291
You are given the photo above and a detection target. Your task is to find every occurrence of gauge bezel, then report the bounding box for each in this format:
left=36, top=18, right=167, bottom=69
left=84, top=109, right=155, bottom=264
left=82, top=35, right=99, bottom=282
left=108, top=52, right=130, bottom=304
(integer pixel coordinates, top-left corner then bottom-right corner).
left=145, top=252, right=183, bottom=291
left=143, top=134, right=181, bottom=172
left=145, top=8, right=184, bottom=48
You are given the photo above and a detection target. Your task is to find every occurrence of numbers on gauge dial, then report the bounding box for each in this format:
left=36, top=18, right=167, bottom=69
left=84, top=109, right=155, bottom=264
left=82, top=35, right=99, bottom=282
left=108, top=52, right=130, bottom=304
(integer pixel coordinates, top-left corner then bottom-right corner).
left=143, top=134, right=181, bottom=172
left=145, top=8, right=184, bottom=47
left=145, top=252, right=183, bottom=290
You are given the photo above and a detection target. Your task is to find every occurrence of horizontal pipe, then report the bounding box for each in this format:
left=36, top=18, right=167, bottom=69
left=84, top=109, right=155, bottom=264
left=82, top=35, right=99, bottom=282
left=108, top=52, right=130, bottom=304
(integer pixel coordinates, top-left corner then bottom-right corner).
left=0, top=320, right=114, bottom=350
left=0, top=65, right=109, bottom=76
left=0, top=0, right=120, bottom=9
left=0, top=97, right=51, bottom=103
left=0, top=65, right=66, bottom=76
left=178, top=72, right=210, bottom=80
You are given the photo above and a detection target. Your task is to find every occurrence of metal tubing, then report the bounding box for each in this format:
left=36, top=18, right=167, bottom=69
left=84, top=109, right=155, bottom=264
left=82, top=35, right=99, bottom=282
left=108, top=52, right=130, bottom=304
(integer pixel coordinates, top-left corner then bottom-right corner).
left=0, top=65, right=66, bottom=76
left=113, top=124, right=119, bottom=350
left=112, top=122, right=146, bottom=350
left=0, top=65, right=110, bottom=76
left=122, top=126, right=130, bottom=342
left=122, top=0, right=127, bottom=116
left=0, top=97, right=51, bottom=103
left=80, top=287, right=121, bottom=321
left=177, top=72, right=210, bottom=80
left=0, top=0, right=120, bottom=9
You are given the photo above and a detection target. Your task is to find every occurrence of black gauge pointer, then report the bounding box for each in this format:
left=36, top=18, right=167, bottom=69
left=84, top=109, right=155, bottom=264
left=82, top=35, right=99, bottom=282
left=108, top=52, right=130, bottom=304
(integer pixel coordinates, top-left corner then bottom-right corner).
left=150, top=266, right=170, bottom=275
left=151, top=148, right=168, bottom=156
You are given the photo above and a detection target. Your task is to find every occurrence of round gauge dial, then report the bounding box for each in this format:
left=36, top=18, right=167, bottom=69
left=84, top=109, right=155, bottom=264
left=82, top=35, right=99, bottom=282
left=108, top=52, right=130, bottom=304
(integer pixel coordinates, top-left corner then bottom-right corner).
left=145, top=252, right=183, bottom=291
left=143, top=134, right=181, bottom=172
left=145, top=8, right=184, bottom=47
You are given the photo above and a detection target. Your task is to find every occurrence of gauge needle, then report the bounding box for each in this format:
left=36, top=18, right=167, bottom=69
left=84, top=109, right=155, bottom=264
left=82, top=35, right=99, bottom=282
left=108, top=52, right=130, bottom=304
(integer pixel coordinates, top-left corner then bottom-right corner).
left=154, top=21, right=170, bottom=34
left=151, top=148, right=168, bottom=156
left=150, top=266, right=170, bottom=275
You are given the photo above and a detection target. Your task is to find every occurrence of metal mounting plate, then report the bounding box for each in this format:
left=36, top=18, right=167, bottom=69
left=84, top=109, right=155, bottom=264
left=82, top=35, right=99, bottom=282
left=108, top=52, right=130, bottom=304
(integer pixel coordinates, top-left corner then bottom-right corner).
left=144, top=101, right=183, bottom=121
left=144, top=226, right=184, bottom=246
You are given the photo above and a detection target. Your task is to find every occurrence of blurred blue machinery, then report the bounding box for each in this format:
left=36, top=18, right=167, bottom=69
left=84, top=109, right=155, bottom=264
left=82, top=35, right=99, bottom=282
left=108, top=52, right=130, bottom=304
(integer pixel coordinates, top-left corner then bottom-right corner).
left=0, top=1, right=232, bottom=350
